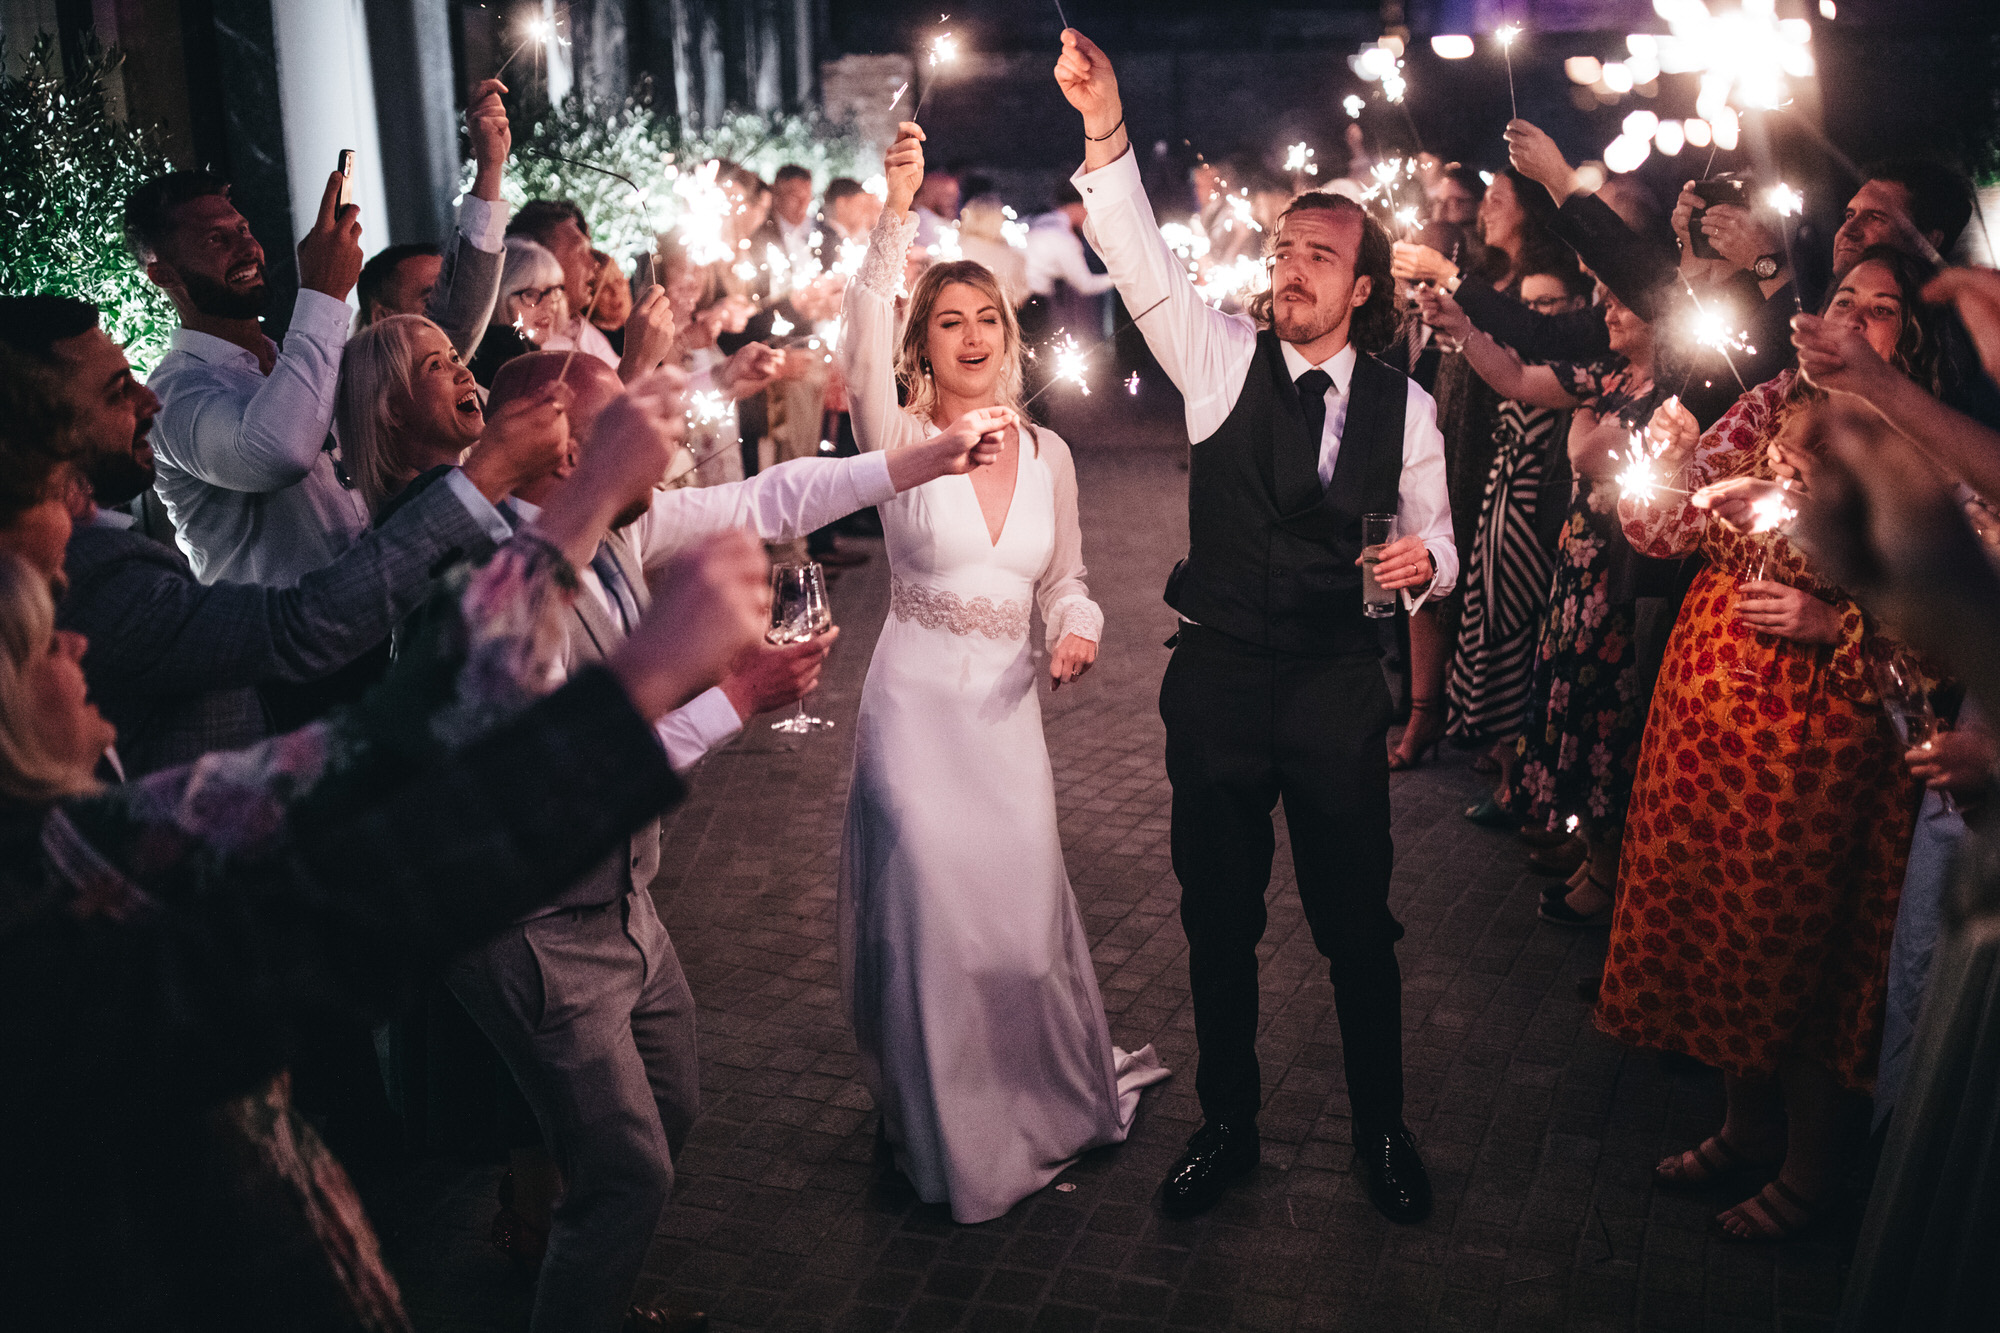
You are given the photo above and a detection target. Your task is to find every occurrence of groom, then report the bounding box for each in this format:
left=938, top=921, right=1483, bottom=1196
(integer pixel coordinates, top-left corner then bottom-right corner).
left=1057, top=31, right=1456, bottom=1224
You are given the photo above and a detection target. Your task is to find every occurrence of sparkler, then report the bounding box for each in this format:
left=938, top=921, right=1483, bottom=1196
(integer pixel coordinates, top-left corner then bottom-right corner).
left=495, top=12, right=568, bottom=80
left=1746, top=490, right=1796, bottom=534
left=1016, top=295, right=1173, bottom=412
left=1126, top=373, right=1142, bottom=395
left=1283, top=143, right=1319, bottom=177
left=1343, top=94, right=1366, bottom=119
left=911, top=22, right=958, bottom=122
left=1496, top=24, right=1522, bottom=122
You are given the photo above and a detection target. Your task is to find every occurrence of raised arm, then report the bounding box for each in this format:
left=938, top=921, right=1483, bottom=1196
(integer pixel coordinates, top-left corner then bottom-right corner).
left=835, top=123, right=931, bottom=457
left=1055, top=29, right=1256, bottom=437
left=427, top=79, right=512, bottom=358
left=1413, top=283, right=1577, bottom=409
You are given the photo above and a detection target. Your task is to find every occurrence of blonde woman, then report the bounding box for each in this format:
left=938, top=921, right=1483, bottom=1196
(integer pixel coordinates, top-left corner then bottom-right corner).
left=836, top=121, right=1167, bottom=1225
left=956, top=193, right=1029, bottom=309
left=335, top=313, right=566, bottom=518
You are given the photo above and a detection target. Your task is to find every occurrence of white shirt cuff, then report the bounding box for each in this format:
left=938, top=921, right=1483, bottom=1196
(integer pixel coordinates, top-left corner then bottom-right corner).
left=656, top=685, right=746, bottom=773
left=439, top=466, right=515, bottom=545
left=290, top=287, right=357, bottom=344
left=847, top=450, right=896, bottom=507
left=1072, top=146, right=1147, bottom=208
left=457, top=195, right=509, bottom=253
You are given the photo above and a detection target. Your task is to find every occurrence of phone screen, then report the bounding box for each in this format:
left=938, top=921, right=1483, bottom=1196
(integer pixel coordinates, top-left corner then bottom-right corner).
left=336, top=150, right=356, bottom=211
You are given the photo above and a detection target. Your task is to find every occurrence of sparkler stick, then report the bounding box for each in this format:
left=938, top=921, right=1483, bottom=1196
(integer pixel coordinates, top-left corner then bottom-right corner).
left=1053, top=0, right=1070, bottom=32
left=1017, top=295, right=1172, bottom=412
left=911, top=22, right=958, bottom=122
left=1496, top=25, right=1521, bottom=122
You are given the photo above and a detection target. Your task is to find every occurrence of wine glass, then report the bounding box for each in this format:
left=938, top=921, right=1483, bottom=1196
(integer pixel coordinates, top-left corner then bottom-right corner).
left=768, top=561, right=836, bottom=734
left=1730, top=537, right=1781, bottom=686
left=1875, top=647, right=1955, bottom=812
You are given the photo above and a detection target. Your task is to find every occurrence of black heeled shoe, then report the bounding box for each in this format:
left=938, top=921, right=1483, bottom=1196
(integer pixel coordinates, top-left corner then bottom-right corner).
left=1389, top=698, right=1446, bottom=771
left=1159, top=1120, right=1259, bottom=1217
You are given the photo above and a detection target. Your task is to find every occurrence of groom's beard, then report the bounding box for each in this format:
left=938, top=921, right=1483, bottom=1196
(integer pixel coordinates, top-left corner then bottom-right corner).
left=182, top=267, right=271, bottom=320
left=1271, top=292, right=1347, bottom=346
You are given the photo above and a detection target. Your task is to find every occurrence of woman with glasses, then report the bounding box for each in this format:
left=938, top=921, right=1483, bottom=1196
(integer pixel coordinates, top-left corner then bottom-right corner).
left=471, top=237, right=569, bottom=387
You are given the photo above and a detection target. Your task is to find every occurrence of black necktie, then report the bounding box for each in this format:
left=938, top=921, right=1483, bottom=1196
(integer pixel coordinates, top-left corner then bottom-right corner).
left=1296, top=367, right=1334, bottom=462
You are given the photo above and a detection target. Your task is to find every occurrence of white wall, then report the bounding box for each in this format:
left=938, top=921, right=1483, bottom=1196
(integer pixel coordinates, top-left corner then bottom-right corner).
left=270, top=0, right=392, bottom=261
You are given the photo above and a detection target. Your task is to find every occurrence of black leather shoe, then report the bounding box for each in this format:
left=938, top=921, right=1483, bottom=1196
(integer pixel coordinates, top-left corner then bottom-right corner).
left=625, top=1303, right=709, bottom=1333
left=1354, top=1126, right=1432, bottom=1223
left=1160, top=1120, right=1260, bottom=1216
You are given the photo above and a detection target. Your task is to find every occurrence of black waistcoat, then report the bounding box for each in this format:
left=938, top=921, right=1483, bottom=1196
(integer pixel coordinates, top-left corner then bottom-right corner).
left=1166, top=331, right=1409, bottom=656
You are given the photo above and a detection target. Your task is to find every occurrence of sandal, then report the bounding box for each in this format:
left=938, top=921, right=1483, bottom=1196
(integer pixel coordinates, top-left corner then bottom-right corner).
left=1652, top=1134, right=1779, bottom=1190
left=1526, top=837, right=1588, bottom=877
left=1538, top=873, right=1614, bottom=926
left=1714, top=1178, right=1825, bottom=1243
left=1389, top=698, right=1446, bottom=771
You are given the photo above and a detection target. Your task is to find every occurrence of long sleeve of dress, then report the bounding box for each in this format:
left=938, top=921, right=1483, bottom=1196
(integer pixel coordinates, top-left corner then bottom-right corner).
left=837, top=209, right=932, bottom=455
left=1619, top=374, right=1791, bottom=557
left=1033, top=428, right=1105, bottom=650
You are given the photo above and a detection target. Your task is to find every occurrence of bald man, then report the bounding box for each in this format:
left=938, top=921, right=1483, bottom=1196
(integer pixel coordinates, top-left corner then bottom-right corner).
left=446, top=351, right=1011, bottom=1332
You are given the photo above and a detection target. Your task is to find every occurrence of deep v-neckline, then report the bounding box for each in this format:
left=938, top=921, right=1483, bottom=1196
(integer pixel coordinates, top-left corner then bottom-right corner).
left=966, top=431, right=1022, bottom=548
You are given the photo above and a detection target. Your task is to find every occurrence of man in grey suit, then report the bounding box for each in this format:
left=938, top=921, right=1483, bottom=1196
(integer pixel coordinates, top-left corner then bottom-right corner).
left=0, top=295, right=563, bottom=776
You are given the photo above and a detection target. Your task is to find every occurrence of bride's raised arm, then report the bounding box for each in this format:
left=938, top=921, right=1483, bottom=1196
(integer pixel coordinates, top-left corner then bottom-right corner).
left=836, top=123, right=930, bottom=455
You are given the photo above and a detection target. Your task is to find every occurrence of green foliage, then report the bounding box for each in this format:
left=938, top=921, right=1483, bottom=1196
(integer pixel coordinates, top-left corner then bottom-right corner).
left=485, top=80, right=868, bottom=259
left=0, top=35, right=177, bottom=374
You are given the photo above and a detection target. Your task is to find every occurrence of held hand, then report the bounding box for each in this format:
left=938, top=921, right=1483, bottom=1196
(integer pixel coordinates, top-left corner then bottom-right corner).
left=1672, top=183, right=1728, bottom=282
left=718, top=342, right=785, bottom=399
left=1768, top=435, right=1808, bottom=488
left=720, top=626, right=840, bottom=719
left=1412, top=283, right=1473, bottom=341
left=1692, top=476, right=1791, bottom=534
left=884, top=121, right=926, bottom=218
left=463, top=383, right=571, bottom=501
left=1922, top=267, right=2000, bottom=385
left=1391, top=242, right=1458, bottom=287
left=1048, top=633, right=1098, bottom=691
left=1906, top=724, right=1998, bottom=796
left=298, top=170, right=365, bottom=300
left=1735, top=580, right=1843, bottom=644
left=1643, top=395, right=1699, bottom=467
left=1054, top=29, right=1122, bottom=137
left=467, top=78, right=511, bottom=200
left=619, top=285, right=676, bottom=383
left=1361, top=534, right=1433, bottom=591
left=1792, top=311, right=1898, bottom=404
left=1503, top=119, right=1578, bottom=199
left=1698, top=203, right=1781, bottom=275
left=893, top=406, right=1015, bottom=489
left=609, top=531, right=773, bottom=720
left=539, top=368, right=689, bottom=564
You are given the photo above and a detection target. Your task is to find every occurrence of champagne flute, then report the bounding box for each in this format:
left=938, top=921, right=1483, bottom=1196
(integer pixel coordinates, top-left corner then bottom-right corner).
left=768, top=561, right=836, bottom=734
left=1875, top=647, right=1956, bottom=812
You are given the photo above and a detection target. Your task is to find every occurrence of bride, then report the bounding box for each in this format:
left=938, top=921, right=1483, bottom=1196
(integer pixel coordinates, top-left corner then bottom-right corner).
left=837, top=121, right=1169, bottom=1223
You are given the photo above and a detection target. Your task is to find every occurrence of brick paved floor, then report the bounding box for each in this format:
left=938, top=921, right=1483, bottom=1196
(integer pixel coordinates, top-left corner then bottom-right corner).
left=375, top=428, right=1852, bottom=1333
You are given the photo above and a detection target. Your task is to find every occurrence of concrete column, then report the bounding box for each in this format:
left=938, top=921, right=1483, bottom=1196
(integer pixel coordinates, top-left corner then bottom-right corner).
left=362, top=0, right=458, bottom=245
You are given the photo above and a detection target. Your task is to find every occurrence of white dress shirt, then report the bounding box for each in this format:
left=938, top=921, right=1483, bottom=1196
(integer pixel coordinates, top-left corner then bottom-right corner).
left=146, top=288, right=367, bottom=587
left=517, top=449, right=898, bottom=770
left=1024, top=212, right=1115, bottom=299
left=1072, top=149, right=1458, bottom=596
left=775, top=212, right=819, bottom=270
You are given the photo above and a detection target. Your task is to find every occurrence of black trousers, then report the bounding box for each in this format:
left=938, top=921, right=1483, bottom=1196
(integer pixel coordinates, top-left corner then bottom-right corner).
left=1160, top=624, right=1406, bottom=1131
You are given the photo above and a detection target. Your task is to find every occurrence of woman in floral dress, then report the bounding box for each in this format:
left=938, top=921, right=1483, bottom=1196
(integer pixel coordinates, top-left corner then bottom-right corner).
left=1601, top=247, right=1940, bottom=1242
left=1424, top=284, right=1664, bottom=917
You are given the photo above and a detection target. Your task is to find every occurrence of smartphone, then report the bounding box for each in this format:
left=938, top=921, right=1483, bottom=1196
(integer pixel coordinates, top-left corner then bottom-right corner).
left=630, top=250, right=656, bottom=297
left=336, top=149, right=356, bottom=211
left=1688, top=172, right=1752, bottom=259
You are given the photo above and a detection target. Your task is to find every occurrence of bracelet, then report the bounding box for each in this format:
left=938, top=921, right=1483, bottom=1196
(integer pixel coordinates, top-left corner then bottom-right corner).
left=1086, top=117, right=1125, bottom=142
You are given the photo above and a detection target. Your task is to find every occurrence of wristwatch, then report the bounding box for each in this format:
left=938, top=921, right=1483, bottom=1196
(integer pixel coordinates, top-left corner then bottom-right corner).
left=1753, top=254, right=1781, bottom=281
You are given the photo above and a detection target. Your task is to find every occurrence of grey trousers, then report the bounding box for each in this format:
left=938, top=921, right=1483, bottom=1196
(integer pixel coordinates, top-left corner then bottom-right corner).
left=447, top=889, right=699, bottom=1333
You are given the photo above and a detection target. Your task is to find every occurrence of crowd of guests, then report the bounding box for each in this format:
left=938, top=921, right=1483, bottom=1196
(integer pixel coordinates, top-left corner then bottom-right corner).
left=2, top=34, right=2000, bottom=1333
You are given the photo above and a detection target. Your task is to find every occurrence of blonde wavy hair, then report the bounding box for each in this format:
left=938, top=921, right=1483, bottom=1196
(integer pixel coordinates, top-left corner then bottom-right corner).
left=0, top=552, right=100, bottom=802
left=895, top=261, right=1028, bottom=437
left=336, top=314, right=455, bottom=515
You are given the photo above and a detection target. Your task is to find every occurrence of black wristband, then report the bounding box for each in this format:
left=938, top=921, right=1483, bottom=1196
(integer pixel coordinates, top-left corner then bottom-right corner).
left=1085, top=117, right=1125, bottom=142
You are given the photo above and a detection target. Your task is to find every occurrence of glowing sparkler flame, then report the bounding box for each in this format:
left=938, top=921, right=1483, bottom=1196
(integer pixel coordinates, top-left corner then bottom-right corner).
left=1766, top=182, right=1804, bottom=218
left=1343, top=94, right=1365, bottom=119
left=1691, top=309, right=1755, bottom=356
left=1052, top=333, right=1091, bottom=396
left=770, top=314, right=794, bottom=337
left=929, top=33, right=957, bottom=67
left=1748, top=490, right=1797, bottom=533
left=1497, top=23, right=1522, bottom=46
left=1126, top=372, right=1141, bottom=395
left=1284, top=142, right=1319, bottom=176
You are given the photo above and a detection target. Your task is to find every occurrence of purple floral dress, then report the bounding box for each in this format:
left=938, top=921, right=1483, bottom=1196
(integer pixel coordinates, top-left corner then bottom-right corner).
left=1505, top=359, right=1666, bottom=837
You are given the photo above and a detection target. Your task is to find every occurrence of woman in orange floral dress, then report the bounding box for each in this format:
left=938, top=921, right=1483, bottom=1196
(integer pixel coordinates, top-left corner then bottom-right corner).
left=1600, top=247, right=1939, bottom=1242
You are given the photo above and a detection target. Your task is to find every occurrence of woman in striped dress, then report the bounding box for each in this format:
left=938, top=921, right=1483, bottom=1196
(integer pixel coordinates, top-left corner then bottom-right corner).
left=1447, top=268, right=1592, bottom=810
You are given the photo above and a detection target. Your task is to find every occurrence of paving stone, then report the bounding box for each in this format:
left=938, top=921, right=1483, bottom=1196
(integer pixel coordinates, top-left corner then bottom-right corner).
left=374, top=442, right=1856, bottom=1331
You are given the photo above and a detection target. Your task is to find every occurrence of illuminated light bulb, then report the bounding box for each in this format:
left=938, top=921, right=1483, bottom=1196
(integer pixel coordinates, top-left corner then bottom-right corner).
left=1712, top=107, right=1740, bottom=150
left=1343, top=94, right=1365, bottom=118
left=1819, top=0, right=1836, bottom=17
left=1603, top=134, right=1651, bottom=174
left=1565, top=56, right=1603, bottom=85
left=1430, top=35, right=1474, bottom=59
left=1574, top=162, right=1607, bottom=192
left=1601, top=61, right=1635, bottom=93
left=1623, top=110, right=1660, bottom=139
left=1683, top=117, right=1713, bottom=148
left=1655, top=120, right=1686, bottom=155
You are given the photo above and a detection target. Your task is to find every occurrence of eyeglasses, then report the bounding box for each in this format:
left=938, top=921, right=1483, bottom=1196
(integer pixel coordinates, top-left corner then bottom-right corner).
left=510, top=284, right=565, bottom=309
left=1524, top=295, right=1580, bottom=313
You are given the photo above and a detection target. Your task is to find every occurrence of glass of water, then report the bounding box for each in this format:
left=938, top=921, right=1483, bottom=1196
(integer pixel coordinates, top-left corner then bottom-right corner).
left=1361, top=512, right=1398, bottom=619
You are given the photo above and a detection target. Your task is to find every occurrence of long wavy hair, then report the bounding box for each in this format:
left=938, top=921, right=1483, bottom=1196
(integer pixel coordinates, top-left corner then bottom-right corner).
left=336, top=314, right=448, bottom=515
left=1248, top=192, right=1400, bottom=355
left=0, top=552, right=100, bottom=803
left=896, top=260, right=1028, bottom=428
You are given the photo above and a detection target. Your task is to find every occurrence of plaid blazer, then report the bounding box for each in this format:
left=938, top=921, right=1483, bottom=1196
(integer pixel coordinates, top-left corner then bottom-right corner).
left=59, top=477, right=500, bottom=777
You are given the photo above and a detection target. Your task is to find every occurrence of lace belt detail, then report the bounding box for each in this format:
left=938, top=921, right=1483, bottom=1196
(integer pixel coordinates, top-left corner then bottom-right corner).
left=890, top=578, right=1031, bottom=640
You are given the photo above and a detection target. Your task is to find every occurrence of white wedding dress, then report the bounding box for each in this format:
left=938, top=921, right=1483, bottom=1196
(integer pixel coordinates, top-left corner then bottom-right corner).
left=835, top=212, right=1169, bottom=1223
